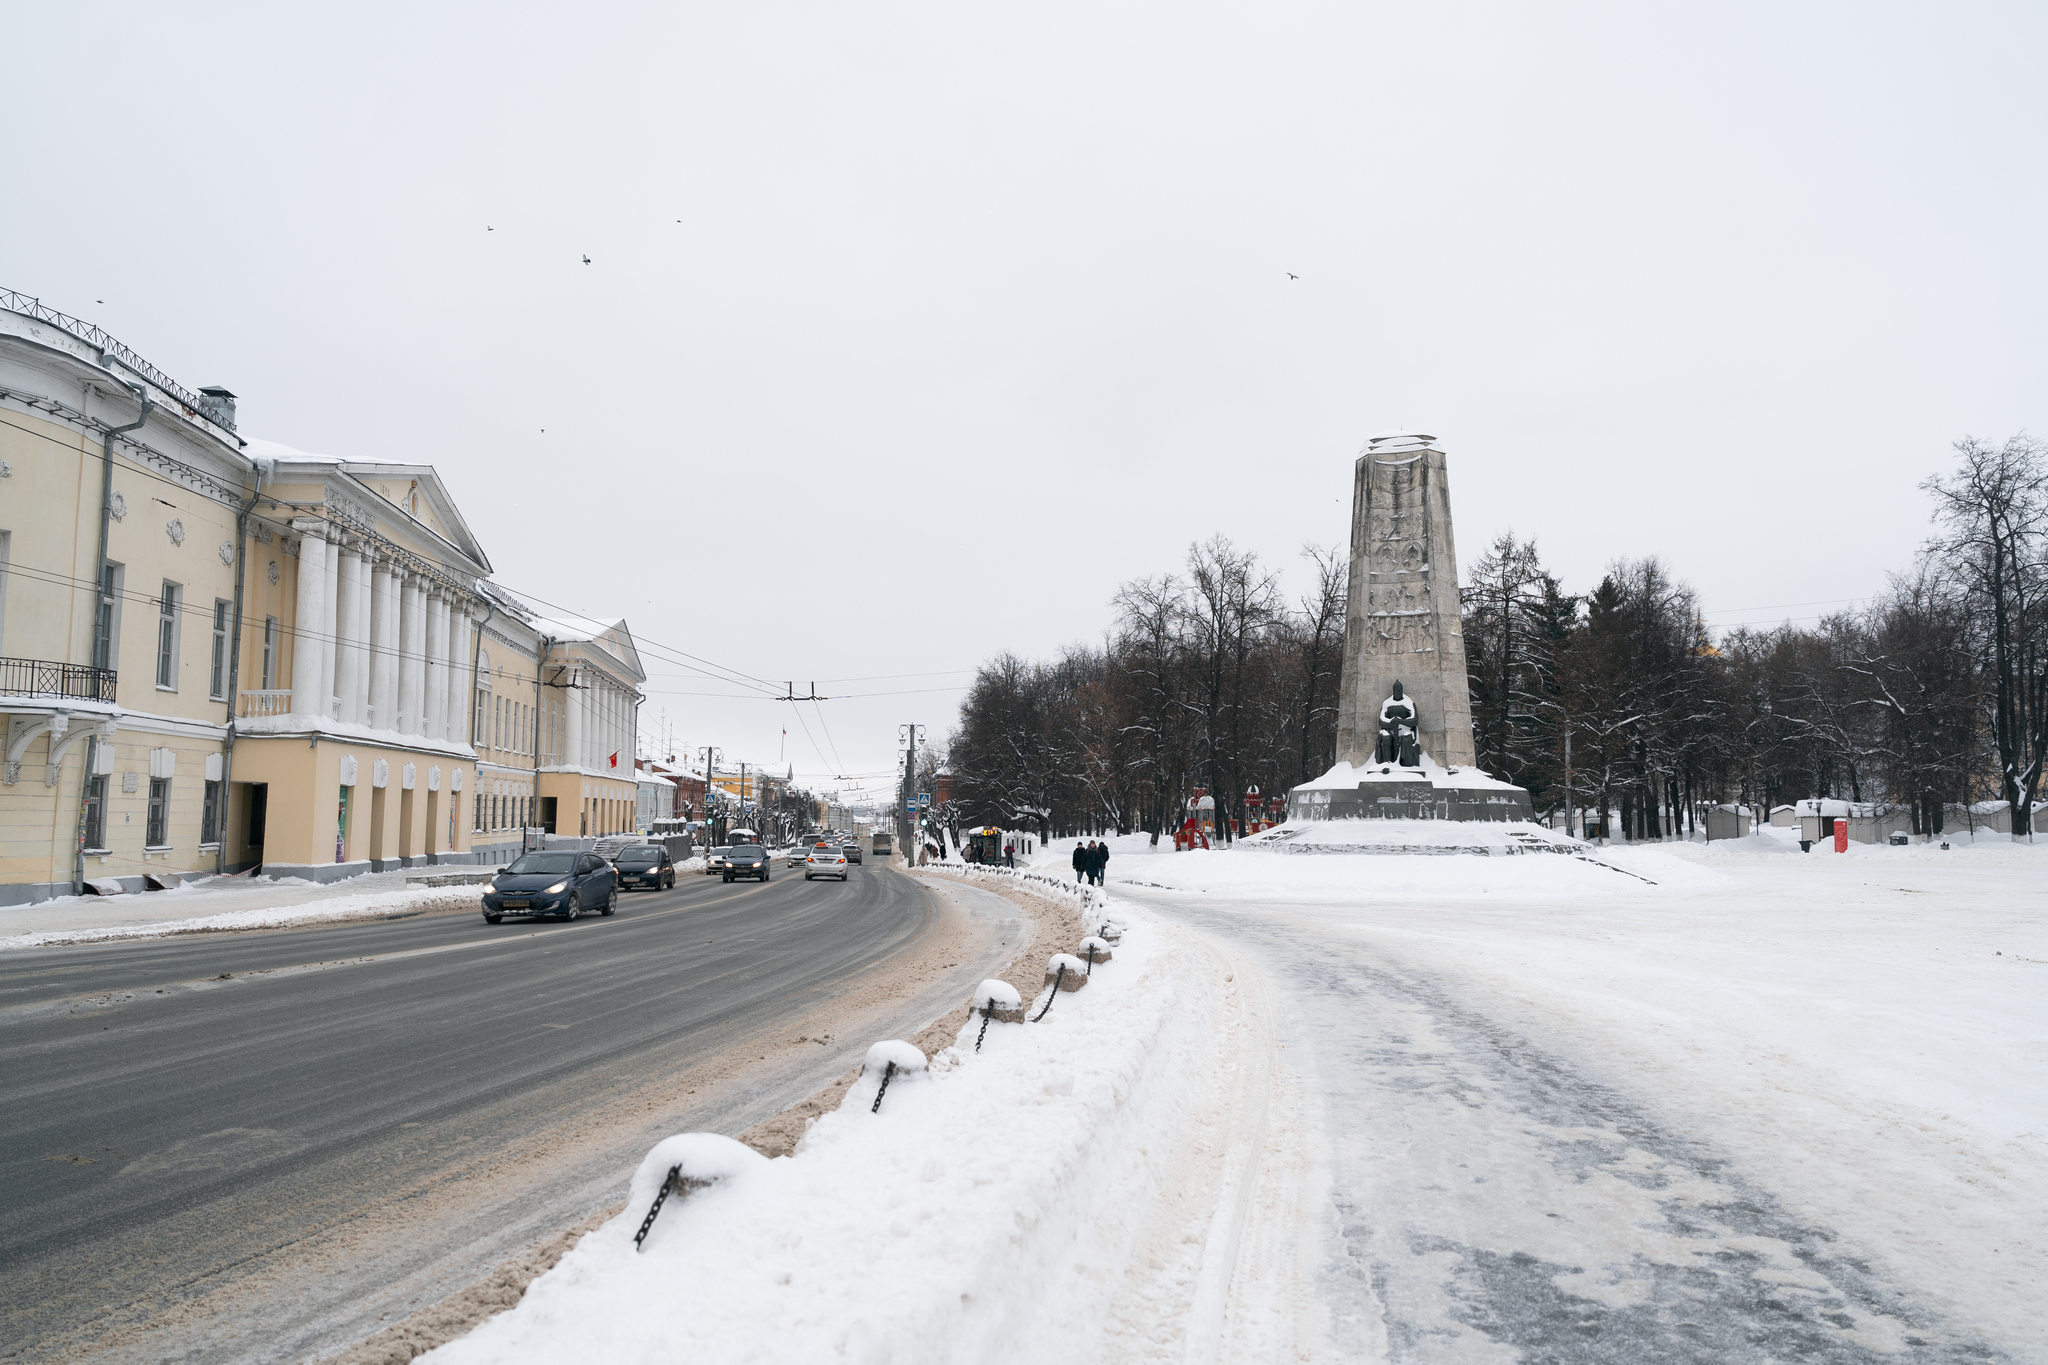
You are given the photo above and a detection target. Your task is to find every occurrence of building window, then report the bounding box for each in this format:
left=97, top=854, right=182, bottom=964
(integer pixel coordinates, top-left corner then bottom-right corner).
left=83, top=773, right=108, bottom=849
left=210, top=600, right=230, bottom=699
left=156, top=581, right=180, bottom=689
left=147, top=777, right=170, bottom=847
left=262, top=616, right=278, bottom=689
left=202, top=779, right=222, bottom=845
left=93, top=563, right=122, bottom=671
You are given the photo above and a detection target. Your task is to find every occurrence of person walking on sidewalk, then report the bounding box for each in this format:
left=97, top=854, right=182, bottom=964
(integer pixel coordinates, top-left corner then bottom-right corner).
left=1072, top=841, right=1088, bottom=883
left=1004, top=842, right=1015, bottom=868
left=1093, top=840, right=1111, bottom=885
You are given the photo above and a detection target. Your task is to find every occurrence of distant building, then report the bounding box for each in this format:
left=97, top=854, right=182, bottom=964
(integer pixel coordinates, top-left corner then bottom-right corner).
left=0, top=290, right=646, bottom=903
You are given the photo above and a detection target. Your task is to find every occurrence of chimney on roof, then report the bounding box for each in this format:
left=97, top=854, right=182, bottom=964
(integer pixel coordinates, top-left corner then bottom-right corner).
left=196, top=386, right=237, bottom=430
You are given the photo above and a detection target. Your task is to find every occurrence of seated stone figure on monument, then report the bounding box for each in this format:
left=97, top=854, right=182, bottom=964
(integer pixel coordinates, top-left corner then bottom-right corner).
left=1375, top=682, right=1423, bottom=768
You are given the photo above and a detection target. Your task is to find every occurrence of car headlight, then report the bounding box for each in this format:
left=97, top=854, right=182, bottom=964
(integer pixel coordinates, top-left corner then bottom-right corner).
left=544, top=881, right=568, bottom=894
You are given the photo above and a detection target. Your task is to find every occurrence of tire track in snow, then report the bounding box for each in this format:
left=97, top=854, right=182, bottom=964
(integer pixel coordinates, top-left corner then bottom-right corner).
left=1119, top=889, right=2011, bottom=1364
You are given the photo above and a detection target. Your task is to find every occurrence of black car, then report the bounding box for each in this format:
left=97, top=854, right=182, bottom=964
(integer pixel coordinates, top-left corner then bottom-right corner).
left=483, top=851, right=618, bottom=923
left=723, top=846, right=771, bottom=882
left=613, top=843, right=676, bottom=891
left=842, top=840, right=863, bottom=865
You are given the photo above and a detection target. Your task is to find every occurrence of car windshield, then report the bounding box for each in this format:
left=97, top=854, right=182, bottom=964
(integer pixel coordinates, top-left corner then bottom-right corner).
left=617, top=848, right=661, bottom=864
left=505, top=853, right=577, bottom=875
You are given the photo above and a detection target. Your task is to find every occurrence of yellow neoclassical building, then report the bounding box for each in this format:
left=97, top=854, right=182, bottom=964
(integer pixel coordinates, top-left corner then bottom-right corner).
left=0, top=291, right=646, bottom=905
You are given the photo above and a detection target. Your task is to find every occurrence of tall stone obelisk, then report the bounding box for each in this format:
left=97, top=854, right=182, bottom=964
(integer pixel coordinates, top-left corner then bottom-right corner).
left=1333, top=431, right=1477, bottom=768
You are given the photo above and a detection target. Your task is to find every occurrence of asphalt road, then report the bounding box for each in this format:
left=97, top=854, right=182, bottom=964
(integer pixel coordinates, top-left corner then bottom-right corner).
left=0, top=858, right=1002, bottom=1363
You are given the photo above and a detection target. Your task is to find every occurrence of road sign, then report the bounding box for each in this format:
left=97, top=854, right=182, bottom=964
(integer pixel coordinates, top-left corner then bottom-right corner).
left=917, top=794, right=931, bottom=808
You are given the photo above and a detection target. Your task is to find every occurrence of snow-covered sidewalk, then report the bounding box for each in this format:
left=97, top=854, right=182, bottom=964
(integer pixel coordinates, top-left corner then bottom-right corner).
left=0, top=867, right=492, bottom=950
left=1100, top=826, right=2046, bottom=1360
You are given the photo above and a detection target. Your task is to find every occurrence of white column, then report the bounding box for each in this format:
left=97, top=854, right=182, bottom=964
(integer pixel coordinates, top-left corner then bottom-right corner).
left=334, top=541, right=364, bottom=726
left=565, top=666, right=585, bottom=772
left=319, top=535, right=342, bottom=719
left=290, top=527, right=327, bottom=718
left=398, top=574, right=424, bottom=734
left=352, top=550, right=374, bottom=725
left=422, top=589, right=447, bottom=742
left=369, top=559, right=397, bottom=731
left=446, top=604, right=472, bottom=747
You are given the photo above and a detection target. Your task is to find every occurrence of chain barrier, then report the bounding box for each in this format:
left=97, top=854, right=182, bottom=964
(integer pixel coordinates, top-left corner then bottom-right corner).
left=975, top=1002, right=995, bottom=1052
left=633, top=1164, right=682, bottom=1251
left=870, top=1060, right=899, bottom=1113
left=1085, top=943, right=1095, bottom=976
left=1032, top=963, right=1066, bottom=1021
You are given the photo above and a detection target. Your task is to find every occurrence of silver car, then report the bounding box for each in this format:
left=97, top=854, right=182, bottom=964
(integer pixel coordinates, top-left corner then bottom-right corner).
left=803, top=847, right=850, bottom=881
left=705, top=846, right=734, bottom=875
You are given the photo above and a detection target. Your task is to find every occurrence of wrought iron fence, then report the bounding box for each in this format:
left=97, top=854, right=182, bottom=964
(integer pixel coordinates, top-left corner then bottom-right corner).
left=0, top=657, right=117, bottom=703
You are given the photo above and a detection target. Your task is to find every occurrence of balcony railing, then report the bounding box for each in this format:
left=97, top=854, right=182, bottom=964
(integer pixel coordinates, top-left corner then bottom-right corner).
left=0, top=657, right=117, bottom=704
left=239, top=689, right=293, bottom=717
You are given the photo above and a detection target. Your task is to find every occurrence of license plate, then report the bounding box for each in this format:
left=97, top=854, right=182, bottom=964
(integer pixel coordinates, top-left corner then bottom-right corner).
left=501, top=900, right=530, bottom=909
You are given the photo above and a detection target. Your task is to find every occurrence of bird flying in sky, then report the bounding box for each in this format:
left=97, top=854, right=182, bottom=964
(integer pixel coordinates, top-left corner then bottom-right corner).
left=1287, top=272, right=1299, bottom=280
left=581, top=255, right=592, bottom=264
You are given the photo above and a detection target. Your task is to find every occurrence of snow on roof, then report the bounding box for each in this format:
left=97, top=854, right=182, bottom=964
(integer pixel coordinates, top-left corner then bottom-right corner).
left=636, top=771, right=675, bottom=788
left=244, top=436, right=342, bottom=464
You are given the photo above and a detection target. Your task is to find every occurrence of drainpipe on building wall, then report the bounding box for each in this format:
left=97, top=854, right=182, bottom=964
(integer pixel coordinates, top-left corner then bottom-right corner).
left=531, top=636, right=551, bottom=850
left=73, top=374, right=156, bottom=898
left=468, top=592, right=496, bottom=860
left=216, top=458, right=271, bottom=875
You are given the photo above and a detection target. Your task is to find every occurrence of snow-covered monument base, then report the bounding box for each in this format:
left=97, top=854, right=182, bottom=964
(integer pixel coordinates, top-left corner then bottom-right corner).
left=1286, top=757, right=1533, bottom=824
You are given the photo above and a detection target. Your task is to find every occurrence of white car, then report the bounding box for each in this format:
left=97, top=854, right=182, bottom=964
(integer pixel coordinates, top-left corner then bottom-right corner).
left=803, top=847, right=850, bottom=881
left=705, top=846, right=733, bottom=876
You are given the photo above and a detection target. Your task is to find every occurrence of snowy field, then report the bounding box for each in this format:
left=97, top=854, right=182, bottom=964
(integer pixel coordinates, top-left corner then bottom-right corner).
left=422, top=829, right=2044, bottom=1362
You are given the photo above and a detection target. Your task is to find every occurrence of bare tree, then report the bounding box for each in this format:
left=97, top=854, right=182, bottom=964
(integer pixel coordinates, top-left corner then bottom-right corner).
left=1923, top=435, right=2048, bottom=837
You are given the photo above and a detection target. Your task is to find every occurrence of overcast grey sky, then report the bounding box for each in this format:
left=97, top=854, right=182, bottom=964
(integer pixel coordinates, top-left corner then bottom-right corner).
left=9, top=2, right=2043, bottom=803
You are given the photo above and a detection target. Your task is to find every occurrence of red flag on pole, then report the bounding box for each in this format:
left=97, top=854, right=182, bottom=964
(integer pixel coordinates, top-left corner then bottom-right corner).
left=609, top=751, right=619, bottom=769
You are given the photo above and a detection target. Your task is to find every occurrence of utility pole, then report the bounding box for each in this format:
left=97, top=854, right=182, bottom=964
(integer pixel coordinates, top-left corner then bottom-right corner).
left=898, top=722, right=924, bottom=860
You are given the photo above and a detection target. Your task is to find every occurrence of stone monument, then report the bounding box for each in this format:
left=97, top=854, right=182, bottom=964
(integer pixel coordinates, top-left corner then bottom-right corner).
left=1289, top=431, right=1532, bottom=822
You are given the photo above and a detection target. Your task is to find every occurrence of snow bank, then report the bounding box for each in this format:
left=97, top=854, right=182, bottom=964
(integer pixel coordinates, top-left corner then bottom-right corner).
left=1114, top=836, right=1723, bottom=900
left=423, top=890, right=1261, bottom=1364
left=0, top=881, right=485, bottom=950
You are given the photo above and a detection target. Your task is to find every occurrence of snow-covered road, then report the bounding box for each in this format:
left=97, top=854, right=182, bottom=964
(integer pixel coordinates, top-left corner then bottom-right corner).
left=1115, top=832, right=2043, bottom=1362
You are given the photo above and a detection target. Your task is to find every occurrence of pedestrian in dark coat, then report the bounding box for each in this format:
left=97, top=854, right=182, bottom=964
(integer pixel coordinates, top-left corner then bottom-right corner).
left=1072, top=841, right=1087, bottom=883
left=1093, top=840, right=1110, bottom=884
left=1004, top=842, right=1015, bottom=868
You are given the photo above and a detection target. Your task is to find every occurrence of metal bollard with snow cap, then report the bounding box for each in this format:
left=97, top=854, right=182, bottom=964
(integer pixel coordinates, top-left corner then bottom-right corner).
left=1077, top=936, right=1113, bottom=972
left=630, top=1133, right=767, bottom=1252
left=861, top=1039, right=927, bottom=1113
left=971, top=979, right=1025, bottom=1052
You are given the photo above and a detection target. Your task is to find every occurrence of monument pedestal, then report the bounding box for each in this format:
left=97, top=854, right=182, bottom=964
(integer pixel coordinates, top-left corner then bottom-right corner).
left=1288, top=759, right=1532, bottom=824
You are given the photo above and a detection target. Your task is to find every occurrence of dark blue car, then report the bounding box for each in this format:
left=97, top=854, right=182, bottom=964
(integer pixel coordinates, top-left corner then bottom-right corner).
left=483, top=851, right=617, bottom=923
